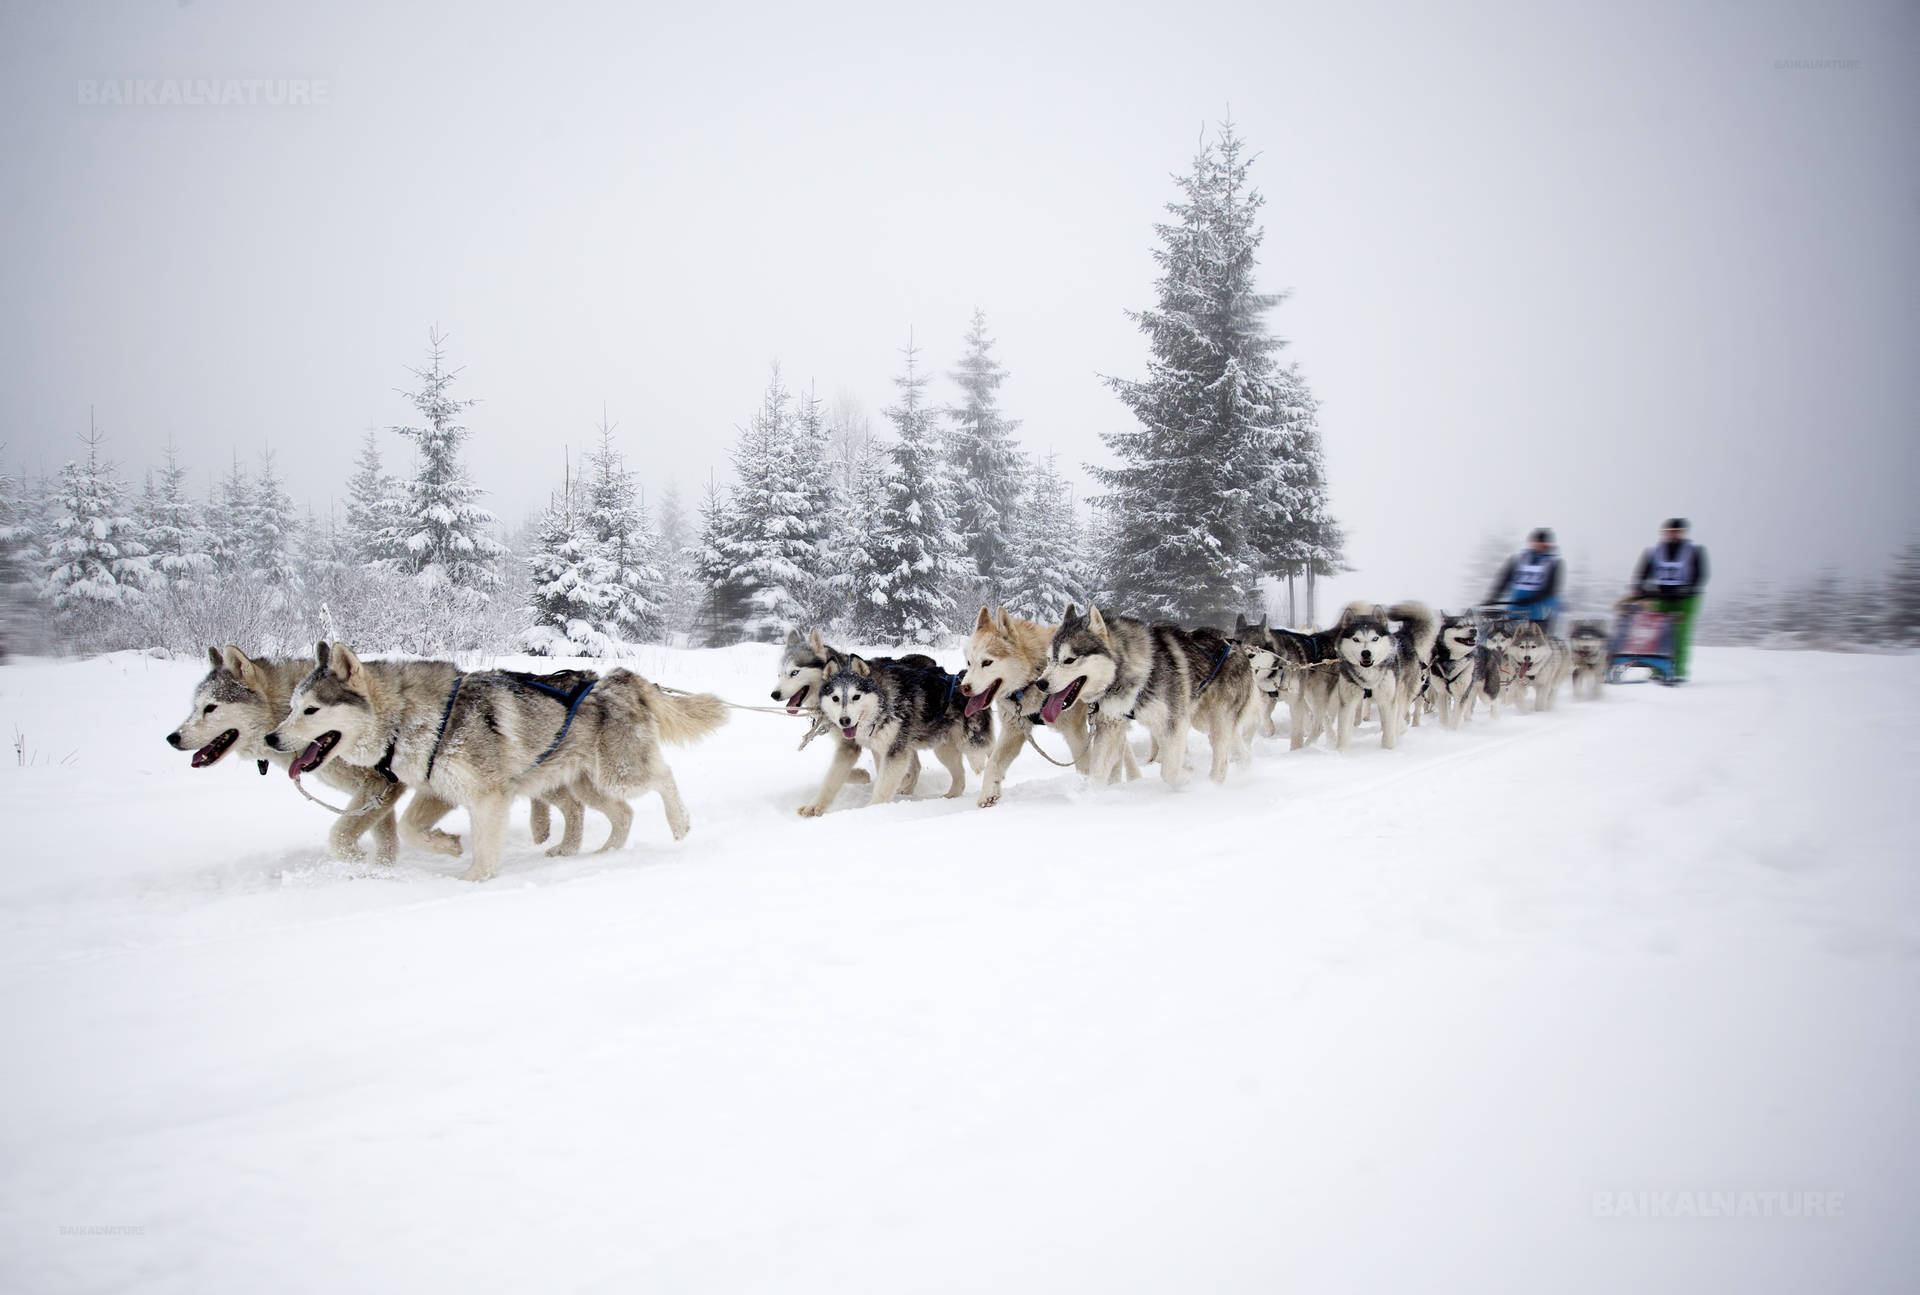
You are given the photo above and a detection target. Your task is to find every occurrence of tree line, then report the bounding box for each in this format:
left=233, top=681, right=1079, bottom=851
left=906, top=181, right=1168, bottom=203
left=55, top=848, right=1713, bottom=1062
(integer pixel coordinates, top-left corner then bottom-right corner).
left=0, top=122, right=1345, bottom=659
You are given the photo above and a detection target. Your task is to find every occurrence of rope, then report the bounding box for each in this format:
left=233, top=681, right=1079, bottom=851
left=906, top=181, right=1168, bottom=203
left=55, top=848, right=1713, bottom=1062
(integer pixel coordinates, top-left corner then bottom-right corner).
left=1022, top=726, right=1079, bottom=768
left=657, top=684, right=808, bottom=717
left=289, top=771, right=396, bottom=818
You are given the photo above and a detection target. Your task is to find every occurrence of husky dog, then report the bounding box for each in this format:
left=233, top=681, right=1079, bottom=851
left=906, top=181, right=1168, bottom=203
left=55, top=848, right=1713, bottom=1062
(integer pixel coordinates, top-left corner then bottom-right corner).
left=960, top=605, right=1106, bottom=807
left=1306, top=602, right=1438, bottom=751
left=805, top=652, right=993, bottom=814
left=167, top=645, right=413, bottom=863
left=1568, top=619, right=1609, bottom=701
left=773, top=628, right=938, bottom=794
left=1035, top=606, right=1256, bottom=787
left=1428, top=613, right=1484, bottom=730
left=1502, top=619, right=1571, bottom=713
left=266, top=644, right=725, bottom=882
left=1233, top=613, right=1286, bottom=739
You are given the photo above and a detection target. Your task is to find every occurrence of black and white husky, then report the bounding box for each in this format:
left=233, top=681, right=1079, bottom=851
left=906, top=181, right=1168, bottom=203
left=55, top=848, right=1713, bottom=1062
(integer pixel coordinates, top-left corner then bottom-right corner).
left=1036, top=605, right=1257, bottom=787
left=1568, top=620, right=1608, bottom=701
left=1303, top=602, right=1438, bottom=750
left=804, top=652, right=993, bottom=815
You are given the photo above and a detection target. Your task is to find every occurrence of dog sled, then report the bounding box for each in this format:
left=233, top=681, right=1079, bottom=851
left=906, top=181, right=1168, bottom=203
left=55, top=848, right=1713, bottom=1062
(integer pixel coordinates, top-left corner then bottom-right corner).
left=1606, top=600, right=1677, bottom=684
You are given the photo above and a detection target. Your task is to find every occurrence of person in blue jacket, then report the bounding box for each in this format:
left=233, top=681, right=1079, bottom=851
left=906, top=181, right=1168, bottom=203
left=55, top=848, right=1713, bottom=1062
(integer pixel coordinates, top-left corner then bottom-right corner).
left=1486, top=528, right=1564, bottom=628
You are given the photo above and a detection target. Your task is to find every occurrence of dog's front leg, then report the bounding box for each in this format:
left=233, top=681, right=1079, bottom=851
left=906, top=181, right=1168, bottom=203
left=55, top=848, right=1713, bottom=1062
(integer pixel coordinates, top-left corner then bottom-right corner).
left=1158, top=713, right=1192, bottom=788
left=867, top=747, right=914, bottom=806
left=977, top=705, right=1028, bottom=807
left=934, top=739, right=968, bottom=798
left=1061, top=703, right=1094, bottom=774
left=799, top=740, right=861, bottom=817
left=459, top=792, right=511, bottom=882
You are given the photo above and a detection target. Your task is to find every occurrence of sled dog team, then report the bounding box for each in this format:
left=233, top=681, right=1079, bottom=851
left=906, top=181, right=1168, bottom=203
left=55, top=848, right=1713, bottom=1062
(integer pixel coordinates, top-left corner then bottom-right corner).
left=166, top=601, right=1589, bottom=881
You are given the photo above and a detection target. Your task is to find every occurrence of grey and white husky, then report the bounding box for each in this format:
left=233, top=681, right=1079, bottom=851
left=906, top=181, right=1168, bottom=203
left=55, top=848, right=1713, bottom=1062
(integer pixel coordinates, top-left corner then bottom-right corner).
left=1035, top=606, right=1257, bottom=787
left=1568, top=619, right=1608, bottom=701
left=167, top=645, right=414, bottom=863
left=1502, top=620, right=1571, bottom=713
left=961, top=605, right=1107, bottom=807
left=805, top=651, right=993, bottom=814
left=266, top=643, right=726, bottom=882
left=1303, top=602, right=1438, bottom=750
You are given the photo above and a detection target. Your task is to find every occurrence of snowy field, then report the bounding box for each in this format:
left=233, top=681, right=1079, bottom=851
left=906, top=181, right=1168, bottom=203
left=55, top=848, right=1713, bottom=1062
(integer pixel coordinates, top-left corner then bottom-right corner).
left=1, top=644, right=1915, bottom=1293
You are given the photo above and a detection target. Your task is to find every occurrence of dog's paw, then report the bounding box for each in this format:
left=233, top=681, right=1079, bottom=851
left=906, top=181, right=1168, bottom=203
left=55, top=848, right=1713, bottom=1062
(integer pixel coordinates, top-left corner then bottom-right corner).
left=976, top=790, right=1001, bottom=808
left=424, top=830, right=463, bottom=857
left=797, top=804, right=826, bottom=818
left=846, top=768, right=872, bottom=785
left=457, top=864, right=494, bottom=883
left=669, top=819, right=690, bottom=842
left=544, top=842, right=577, bottom=858
left=333, top=842, right=365, bottom=863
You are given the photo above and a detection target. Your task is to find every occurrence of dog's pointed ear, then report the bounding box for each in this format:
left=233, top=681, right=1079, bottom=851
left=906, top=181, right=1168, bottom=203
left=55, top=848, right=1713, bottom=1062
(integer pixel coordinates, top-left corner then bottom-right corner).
left=207, top=645, right=224, bottom=671
left=1235, top=613, right=1249, bottom=634
left=314, top=641, right=331, bottom=670
left=220, top=644, right=246, bottom=676
left=975, top=605, right=993, bottom=633
left=785, top=627, right=802, bottom=647
left=1258, top=613, right=1269, bottom=631
left=329, top=642, right=361, bottom=683
left=808, top=628, right=826, bottom=657
left=1087, top=606, right=1108, bottom=640
left=850, top=655, right=871, bottom=678
left=1060, top=603, right=1080, bottom=627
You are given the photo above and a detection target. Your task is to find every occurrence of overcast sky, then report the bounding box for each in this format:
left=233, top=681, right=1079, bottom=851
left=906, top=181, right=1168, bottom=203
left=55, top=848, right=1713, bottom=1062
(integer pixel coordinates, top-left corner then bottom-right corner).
left=2, top=0, right=1914, bottom=610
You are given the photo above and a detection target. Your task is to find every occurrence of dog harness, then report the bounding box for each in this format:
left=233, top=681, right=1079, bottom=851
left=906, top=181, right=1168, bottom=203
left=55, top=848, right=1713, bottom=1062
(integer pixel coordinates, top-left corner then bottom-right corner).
left=1195, top=646, right=1233, bottom=695
left=422, top=673, right=465, bottom=782
left=520, top=675, right=599, bottom=767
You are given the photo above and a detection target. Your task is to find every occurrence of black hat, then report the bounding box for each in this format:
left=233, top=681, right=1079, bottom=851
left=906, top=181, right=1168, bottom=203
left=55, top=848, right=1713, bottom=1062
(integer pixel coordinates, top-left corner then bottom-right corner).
left=1529, top=527, right=1555, bottom=544
left=1663, top=517, right=1689, bottom=532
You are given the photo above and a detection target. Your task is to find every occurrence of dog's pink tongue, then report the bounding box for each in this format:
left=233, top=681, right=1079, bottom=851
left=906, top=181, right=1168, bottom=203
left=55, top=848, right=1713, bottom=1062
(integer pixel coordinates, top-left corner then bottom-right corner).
left=963, top=682, right=996, bottom=717
left=289, top=740, right=324, bottom=778
left=840, top=723, right=858, bottom=740
left=1040, top=688, right=1070, bottom=725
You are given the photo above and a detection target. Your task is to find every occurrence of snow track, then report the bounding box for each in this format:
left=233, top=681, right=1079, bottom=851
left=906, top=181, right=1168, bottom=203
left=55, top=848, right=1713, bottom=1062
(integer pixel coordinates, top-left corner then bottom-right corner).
left=1, top=646, right=1915, bottom=1292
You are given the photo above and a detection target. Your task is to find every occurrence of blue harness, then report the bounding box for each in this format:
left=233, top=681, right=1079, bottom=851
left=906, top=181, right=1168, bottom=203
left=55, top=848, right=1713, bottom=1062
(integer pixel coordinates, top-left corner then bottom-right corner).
left=1196, top=646, right=1232, bottom=694
left=422, top=671, right=599, bottom=781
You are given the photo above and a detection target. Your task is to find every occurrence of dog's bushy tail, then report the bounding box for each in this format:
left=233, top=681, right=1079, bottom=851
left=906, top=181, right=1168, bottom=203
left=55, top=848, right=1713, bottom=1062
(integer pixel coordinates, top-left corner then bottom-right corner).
left=1389, top=601, right=1439, bottom=661
left=637, top=678, right=729, bottom=746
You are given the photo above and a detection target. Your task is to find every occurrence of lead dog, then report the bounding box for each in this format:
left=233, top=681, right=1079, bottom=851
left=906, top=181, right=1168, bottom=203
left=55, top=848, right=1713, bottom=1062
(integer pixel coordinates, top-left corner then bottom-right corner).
left=266, top=643, right=725, bottom=881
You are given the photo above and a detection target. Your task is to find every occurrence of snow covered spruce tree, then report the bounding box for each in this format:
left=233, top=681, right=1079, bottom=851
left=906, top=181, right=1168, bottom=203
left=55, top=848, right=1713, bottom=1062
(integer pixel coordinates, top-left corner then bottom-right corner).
left=1003, top=453, right=1091, bottom=623
left=206, top=453, right=253, bottom=577
left=584, top=417, right=667, bottom=644
left=1094, top=122, right=1339, bottom=625
left=855, top=338, right=959, bottom=643
left=343, top=429, right=401, bottom=568
left=1886, top=540, right=1920, bottom=646
left=691, top=477, right=753, bottom=646
left=946, top=309, right=1027, bottom=605
left=654, top=482, right=700, bottom=642
left=390, top=329, right=504, bottom=597
left=134, top=439, right=212, bottom=588
left=43, top=417, right=148, bottom=642
left=245, top=449, right=301, bottom=602
left=831, top=435, right=892, bottom=639
left=522, top=459, right=618, bottom=656
left=0, top=457, right=45, bottom=657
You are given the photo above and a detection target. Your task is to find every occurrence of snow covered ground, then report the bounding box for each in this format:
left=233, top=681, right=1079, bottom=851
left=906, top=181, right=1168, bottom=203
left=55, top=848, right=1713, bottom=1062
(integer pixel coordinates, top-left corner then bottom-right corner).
left=1, top=645, right=1915, bottom=1293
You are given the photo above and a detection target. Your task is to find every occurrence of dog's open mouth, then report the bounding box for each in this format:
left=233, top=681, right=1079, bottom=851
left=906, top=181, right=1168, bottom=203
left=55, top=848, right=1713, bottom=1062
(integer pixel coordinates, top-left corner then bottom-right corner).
left=784, top=684, right=810, bottom=715
left=288, top=731, right=341, bottom=778
left=838, top=720, right=859, bottom=741
left=963, top=677, right=1000, bottom=717
left=1039, top=676, right=1085, bottom=725
left=191, top=729, right=240, bottom=768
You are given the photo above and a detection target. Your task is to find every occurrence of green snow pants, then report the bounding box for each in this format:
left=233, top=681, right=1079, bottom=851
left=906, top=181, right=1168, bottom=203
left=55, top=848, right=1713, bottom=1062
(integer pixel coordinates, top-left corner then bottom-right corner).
left=1652, top=596, right=1699, bottom=680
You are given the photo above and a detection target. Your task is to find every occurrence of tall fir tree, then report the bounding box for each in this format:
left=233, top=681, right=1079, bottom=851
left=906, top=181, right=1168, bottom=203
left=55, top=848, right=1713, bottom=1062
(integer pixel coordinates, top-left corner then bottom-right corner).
left=584, top=416, right=666, bottom=643
left=858, top=337, right=959, bottom=642
left=390, top=329, right=505, bottom=595
left=134, top=439, right=211, bottom=587
left=247, top=448, right=300, bottom=599
left=946, top=308, right=1027, bottom=599
left=344, top=428, right=400, bottom=569
left=43, top=416, right=147, bottom=622
left=1003, top=454, right=1092, bottom=623
left=523, top=458, right=618, bottom=655
left=835, top=436, right=892, bottom=639
left=1887, top=541, right=1920, bottom=646
left=1094, top=122, right=1338, bottom=624
left=692, top=477, right=753, bottom=646
left=654, top=481, right=699, bottom=640
left=207, top=453, right=253, bottom=576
